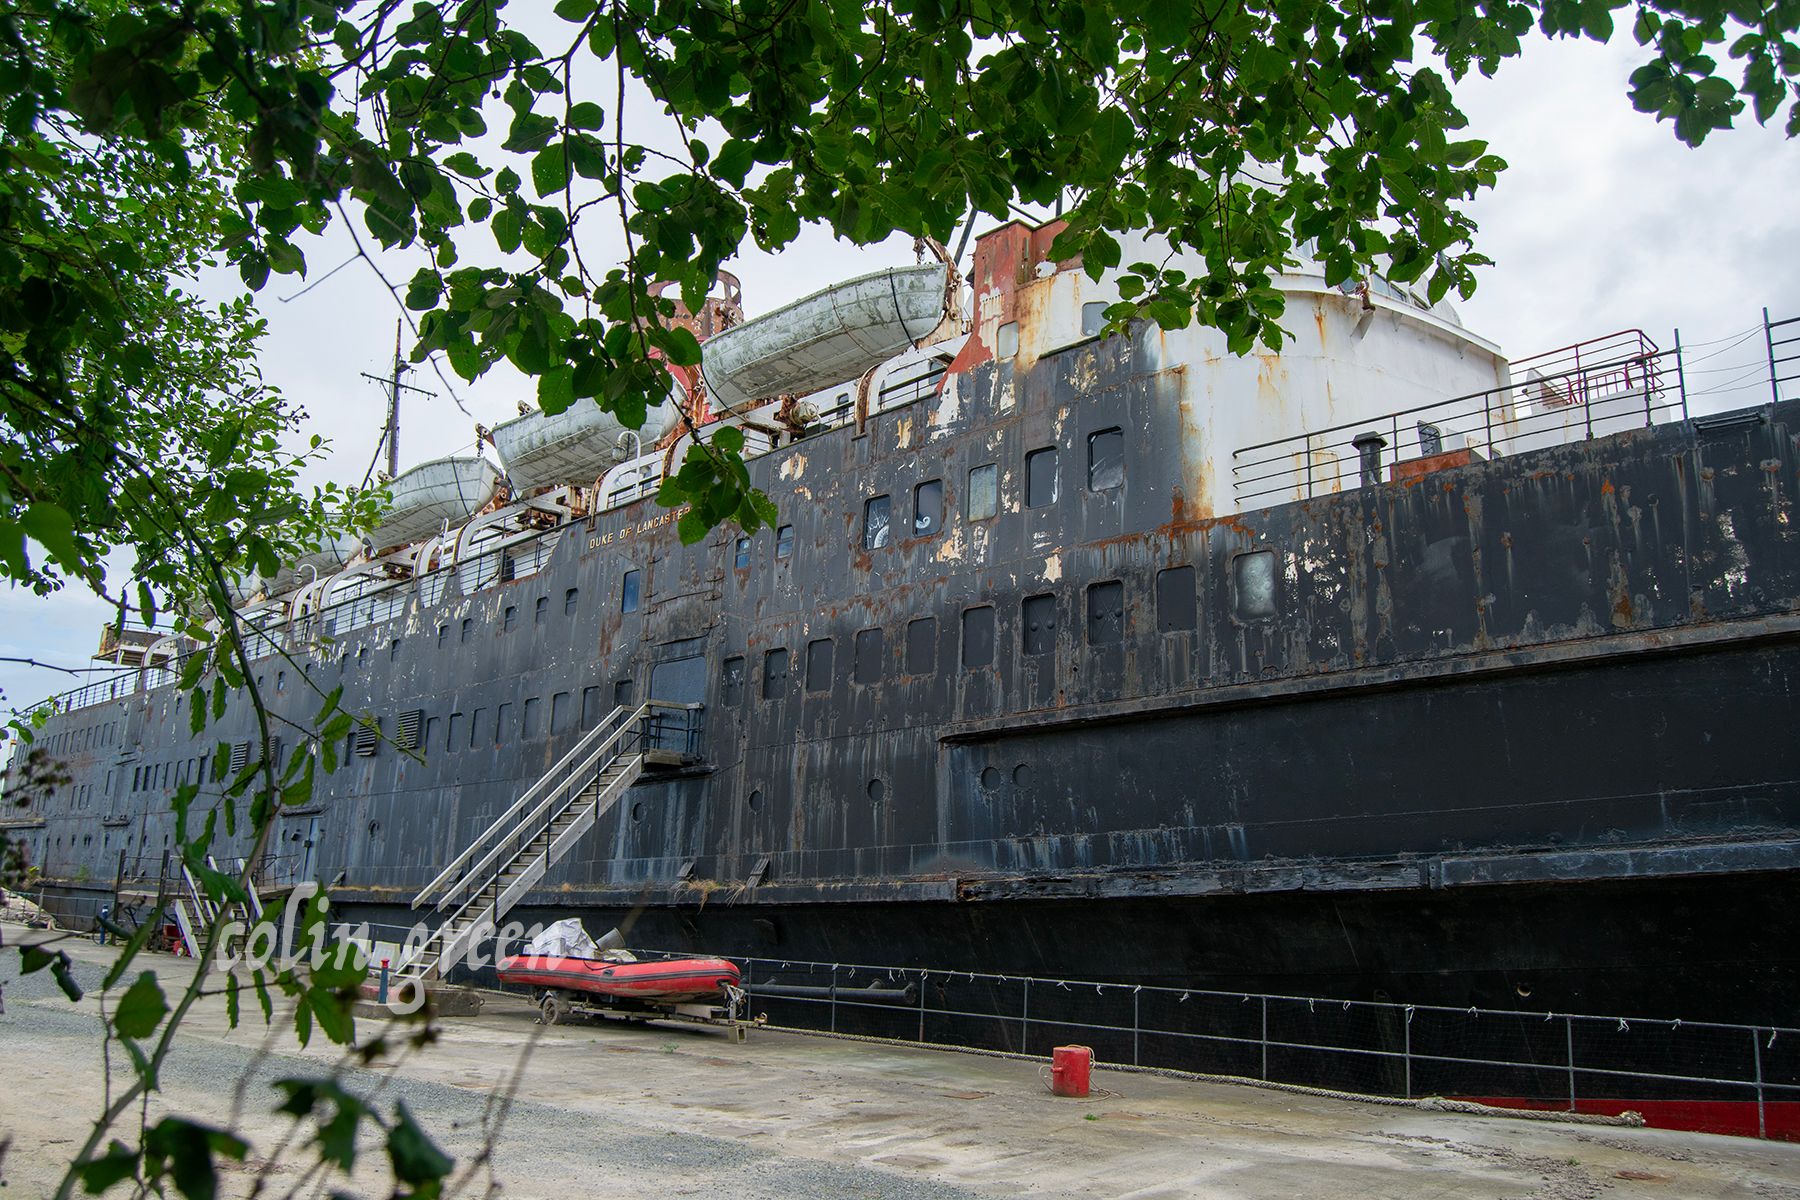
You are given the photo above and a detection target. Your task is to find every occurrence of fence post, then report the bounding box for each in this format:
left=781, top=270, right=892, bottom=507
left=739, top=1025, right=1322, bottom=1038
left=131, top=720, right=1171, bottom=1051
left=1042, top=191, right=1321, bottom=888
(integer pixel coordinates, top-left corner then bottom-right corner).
left=1261, top=995, right=1269, bottom=1081
left=1753, top=1028, right=1767, bottom=1140
left=829, top=969, right=838, bottom=1033
left=1133, top=987, right=1141, bottom=1067
left=918, top=972, right=927, bottom=1043
left=1020, top=978, right=1030, bottom=1057
left=1674, top=332, right=1689, bottom=420
left=1767, top=307, right=1781, bottom=407
left=1403, top=1009, right=1413, bottom=1100
left=1565, top=1016, right=1577, bottom=1113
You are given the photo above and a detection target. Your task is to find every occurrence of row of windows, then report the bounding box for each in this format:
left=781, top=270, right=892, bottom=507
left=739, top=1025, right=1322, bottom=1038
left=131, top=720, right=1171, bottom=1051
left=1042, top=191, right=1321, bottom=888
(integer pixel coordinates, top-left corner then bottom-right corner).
left=860, top=430, right=1124, bottom=550
left=723, top=553, right=1277, bottom=699
left=417, top=680, right=634, bottom=756
left=129, top=741, right=254, bottom=793
left=38, top=722, right=118, bottom=756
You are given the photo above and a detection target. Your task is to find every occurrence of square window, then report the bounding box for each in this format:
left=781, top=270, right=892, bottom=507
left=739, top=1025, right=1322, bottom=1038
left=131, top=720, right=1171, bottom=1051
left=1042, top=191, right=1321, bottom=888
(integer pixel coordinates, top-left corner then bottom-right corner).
left=1026, top=446, right=1058, bottom=508
left=522, top=696, right=542, bottom=737
left=734, top=536, right=751, bottom=569
left=389, top=638, right=400, bottom=661
left=776, top=525, right=794, bottom=559
left=564, top=587, right=579, bottom=615
left=1088, top=427, right=1124, bottom=491
left=1087, top=580, right=1125, bottom=644
left=805, top=639, right=833, bottom=692
left=967, top=463, right=998, bottom=521
left=496, top=702, right=512, bottom=744
left=914, top=479, right=943, bottom=537
left=613, top=678, right=633, bottom=707
left=469, top=707, right=486, bottom=748
left=447, top=712, right=464, bottom=750
left=356, top=645, right=368, bottom=667
left=621, top=569, right=641, bottom=613
left=437, top=624, right=448, bottom=647
left=1234, top=551, right=1278, bottom=619
left=853, top=628, right=884, bottom=685
left=503, top=605, right=517, bottom=631
left=722, top=656, right=745, bottom=705
left=762, top=648, right=789, bottom=699
left=996, top=320, right=1019, bottom=358
left=863, top=494, right=891, bottom=549
left=905, top=617, right=936, bottom=675
left=962, top=606, right=995, bottom=668
left=580, top=687, right=601, bottom=729
left=1081, top=301, right=1109, bottom=337
left=551, top=691, right=572, bottom=733
left=1156, top=566, right=1198, bottom=632
left=460, top=618, right=473, bottom=642
left=1022, top=593, right=1056, bottom=655
left=535, top=596, right=548, bottom=624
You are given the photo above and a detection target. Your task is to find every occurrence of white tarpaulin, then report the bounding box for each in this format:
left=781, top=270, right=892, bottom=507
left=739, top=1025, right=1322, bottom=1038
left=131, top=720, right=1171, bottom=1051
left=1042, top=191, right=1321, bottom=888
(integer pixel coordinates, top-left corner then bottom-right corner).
left=525, top=918, right=597, bottom=959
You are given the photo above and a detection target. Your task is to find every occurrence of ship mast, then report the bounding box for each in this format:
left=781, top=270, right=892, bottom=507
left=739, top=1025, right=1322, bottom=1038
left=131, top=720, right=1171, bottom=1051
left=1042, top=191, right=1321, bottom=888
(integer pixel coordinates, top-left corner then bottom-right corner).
left=361, top=321, right=433, bottom=477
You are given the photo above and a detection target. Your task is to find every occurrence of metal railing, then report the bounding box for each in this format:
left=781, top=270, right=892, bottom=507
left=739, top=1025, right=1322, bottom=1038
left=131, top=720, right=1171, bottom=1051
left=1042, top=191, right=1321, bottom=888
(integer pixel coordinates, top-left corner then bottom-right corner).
left=1768, top=308, right=1800, bottom=403
left=1233, top=330, right=1684, bottom=506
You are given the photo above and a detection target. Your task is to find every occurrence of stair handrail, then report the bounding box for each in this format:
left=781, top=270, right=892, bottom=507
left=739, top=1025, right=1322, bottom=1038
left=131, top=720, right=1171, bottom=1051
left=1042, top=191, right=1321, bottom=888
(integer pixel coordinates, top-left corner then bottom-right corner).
left=412, top=702, right=643, bottom=906
left=413, top=700, right=694, bottom=910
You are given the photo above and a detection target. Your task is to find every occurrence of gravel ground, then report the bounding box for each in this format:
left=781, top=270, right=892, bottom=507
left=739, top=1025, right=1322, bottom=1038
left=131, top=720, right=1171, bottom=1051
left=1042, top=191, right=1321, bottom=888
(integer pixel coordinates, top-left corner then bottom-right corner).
left=5, top=928, right=1799, bottom=1199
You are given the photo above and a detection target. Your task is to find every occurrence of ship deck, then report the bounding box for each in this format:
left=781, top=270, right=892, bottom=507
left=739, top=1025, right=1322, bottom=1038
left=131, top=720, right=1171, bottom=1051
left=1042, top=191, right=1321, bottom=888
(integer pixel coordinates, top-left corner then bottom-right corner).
left=5, top=929, right=1799, bottom=1198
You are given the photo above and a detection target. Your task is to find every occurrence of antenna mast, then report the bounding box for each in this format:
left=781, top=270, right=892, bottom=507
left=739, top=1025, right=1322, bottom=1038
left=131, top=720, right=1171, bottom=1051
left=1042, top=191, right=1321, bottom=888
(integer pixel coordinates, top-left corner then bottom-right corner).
left=361, top=321, right=434, bottom=478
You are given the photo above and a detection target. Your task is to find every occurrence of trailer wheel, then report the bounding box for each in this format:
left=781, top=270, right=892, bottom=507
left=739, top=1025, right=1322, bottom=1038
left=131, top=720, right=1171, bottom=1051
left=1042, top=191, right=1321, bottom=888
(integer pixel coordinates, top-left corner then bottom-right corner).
left=539, top=993, right=571, bottom=1026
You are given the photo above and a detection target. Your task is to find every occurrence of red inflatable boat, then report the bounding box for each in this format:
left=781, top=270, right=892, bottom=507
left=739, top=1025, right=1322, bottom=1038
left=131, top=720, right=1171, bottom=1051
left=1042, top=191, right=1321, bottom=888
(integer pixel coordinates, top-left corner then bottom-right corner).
left=496, top=954, right=740, bottom=1003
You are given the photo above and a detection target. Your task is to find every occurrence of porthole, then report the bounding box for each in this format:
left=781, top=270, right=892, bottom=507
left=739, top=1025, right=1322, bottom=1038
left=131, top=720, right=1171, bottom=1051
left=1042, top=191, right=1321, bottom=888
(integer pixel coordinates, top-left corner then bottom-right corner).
left=747, top=789, right=763, bottom=812
left=367, top=820, right=382, bottom=836
left=980, top=766, right=1003, bottom=790
left=867, top=779, right=886, bottom=802
left=1013, top=764, right=1033, bottom=787
left=630, top=802, right=646, bottom=822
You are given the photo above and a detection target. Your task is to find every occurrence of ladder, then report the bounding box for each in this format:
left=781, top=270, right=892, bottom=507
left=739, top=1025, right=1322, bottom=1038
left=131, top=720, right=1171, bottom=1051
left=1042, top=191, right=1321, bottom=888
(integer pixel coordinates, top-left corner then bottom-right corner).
left=170, top=855, right=262, bottom=958
left=399, top=702, right=684, bottom=983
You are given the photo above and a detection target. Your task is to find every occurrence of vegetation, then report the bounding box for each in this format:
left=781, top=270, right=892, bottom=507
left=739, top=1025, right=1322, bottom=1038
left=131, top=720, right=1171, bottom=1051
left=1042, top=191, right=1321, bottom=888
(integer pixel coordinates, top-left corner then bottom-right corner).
left=0, top=0, right=1793, bottom=1195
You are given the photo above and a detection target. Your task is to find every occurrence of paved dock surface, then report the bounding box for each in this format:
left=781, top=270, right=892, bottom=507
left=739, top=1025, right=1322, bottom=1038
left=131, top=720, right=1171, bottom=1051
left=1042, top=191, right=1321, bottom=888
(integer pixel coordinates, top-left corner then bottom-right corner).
left=4, top=929, right=1799, bottom=1198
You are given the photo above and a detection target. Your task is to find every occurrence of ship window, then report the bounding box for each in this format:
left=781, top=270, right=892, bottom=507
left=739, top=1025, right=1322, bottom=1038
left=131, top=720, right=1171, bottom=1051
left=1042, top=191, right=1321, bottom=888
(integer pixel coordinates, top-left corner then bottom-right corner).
left=389, top=638, right=400, bottom=661
left=276, top=670, right=287, bottom=694
left=1087, top=580, right=1125, bottom=644
left=424, top=716, right=439, bottom=750
left=1022, top=593, right=1056, bottom=655
left=805, top=639, right=833, bottom=693
left=356, top=645, right=369, bottom=667
left=1026, top=446, right=1058, bottom=508
left=522, top=696, right=542, bottom=737
left=437, top=624, right=448, bottom=647
left=1088, top=427, right=1124, bottom=492
left=503, top=605, right=517, bottom=631
left=734, top=536, right=751, bottom=569
left=914, top=479, right=943, bottom=537
left=535, top=596, right=548, bottom=624
left=1156, top=566, right=1198, bottom=632
left=621, top=569, right=641, bottom=613
left=1234, top=551, right=1278, bottom=620
left=495, top=703, right=512, bottom=744
left=1081, top=301, right=1109, bottom=337
left=853, top=628, right=884, bottom=685
left=996, top=320, right=1019, bottom=358
left=775, top=525, right=794, bottom=559
left=962, top=606, right=995, bottom=668
left=580, top=687, right=601, bottom=729
left=551, top=691, right=572, bottom=733
left=762, top=648, right=788, bottom=699
left=460, top=618, right=473, bottom=642
left=613, top=678, right=633, bottom=707
left=967, top=463, right=998, bottom=520
left=447, top=712, right=463, bottom=750
left=722, top=656, right=745, bottom=705
left=469, top=708, right=486, bottom=748
left=863, top=494, right=891, bottom=549
left=905, top=617, right=935, bottom=675
left=564, top=587, right=579, bottom=615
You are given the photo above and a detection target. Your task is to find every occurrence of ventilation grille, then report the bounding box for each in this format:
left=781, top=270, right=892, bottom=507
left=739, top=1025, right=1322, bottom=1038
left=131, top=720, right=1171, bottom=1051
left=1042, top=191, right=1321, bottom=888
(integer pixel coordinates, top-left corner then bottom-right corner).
left=354, top=719, right=380, bottom=757
left=397, top=709, right=423, bottom=751
left=228, top=741, right=250, bottom=774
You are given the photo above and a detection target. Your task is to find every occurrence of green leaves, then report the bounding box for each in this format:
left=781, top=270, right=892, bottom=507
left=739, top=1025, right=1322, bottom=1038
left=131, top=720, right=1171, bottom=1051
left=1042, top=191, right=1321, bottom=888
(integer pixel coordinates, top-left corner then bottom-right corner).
left=114, top=970, right=169, bottom=1039
left=388, top=1101, right=455, bottom=1195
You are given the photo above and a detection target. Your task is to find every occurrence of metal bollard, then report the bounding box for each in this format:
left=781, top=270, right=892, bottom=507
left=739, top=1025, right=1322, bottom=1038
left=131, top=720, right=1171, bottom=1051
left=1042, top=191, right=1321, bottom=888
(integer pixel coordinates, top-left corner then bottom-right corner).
left=379, top=958, right=391, bottom=1005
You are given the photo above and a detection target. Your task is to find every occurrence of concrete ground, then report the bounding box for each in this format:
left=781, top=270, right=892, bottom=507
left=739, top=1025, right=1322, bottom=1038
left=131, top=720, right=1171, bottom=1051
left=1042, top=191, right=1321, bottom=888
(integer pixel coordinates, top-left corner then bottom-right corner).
left=3, top=926, right=1799, bottom=1199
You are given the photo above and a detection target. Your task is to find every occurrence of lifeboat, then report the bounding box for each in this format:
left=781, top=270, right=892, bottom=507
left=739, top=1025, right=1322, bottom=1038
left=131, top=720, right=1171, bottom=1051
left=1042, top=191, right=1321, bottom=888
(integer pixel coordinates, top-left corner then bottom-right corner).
left=497, top=954, right=740, bottom=1003
left=490, top=383, right=684, bottom=492
left=700, top=263, right=949, bottom=411
left=370, top=455, right=500, bottom=550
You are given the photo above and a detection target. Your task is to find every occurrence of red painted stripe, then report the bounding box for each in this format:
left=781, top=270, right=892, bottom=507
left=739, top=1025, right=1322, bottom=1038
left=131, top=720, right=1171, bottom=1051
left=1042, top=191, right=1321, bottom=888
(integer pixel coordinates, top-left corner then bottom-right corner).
left=1458, top=1097, right=1800, bottom=1142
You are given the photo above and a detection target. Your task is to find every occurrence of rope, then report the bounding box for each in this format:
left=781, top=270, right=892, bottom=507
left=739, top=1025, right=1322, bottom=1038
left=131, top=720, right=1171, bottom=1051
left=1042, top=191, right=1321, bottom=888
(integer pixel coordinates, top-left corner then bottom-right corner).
left=752, top=1025, right=1646, bottom=1130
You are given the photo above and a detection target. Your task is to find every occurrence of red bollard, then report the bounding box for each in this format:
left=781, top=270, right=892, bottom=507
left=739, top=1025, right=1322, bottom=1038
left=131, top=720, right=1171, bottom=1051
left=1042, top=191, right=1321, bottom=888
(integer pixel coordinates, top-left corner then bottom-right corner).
left=1050, top=1044, right=1092, bottom=1097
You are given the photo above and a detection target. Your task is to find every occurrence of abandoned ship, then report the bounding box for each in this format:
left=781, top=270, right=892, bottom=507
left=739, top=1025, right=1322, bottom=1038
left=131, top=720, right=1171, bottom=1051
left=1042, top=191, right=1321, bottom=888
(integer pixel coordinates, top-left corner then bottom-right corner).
left=8, top=218, right=1798, bottom=1113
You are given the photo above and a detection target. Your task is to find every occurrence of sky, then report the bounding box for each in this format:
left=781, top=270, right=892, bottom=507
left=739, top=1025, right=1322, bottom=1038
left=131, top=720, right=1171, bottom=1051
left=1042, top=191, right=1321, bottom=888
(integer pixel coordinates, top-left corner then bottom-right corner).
left=4, top=28, right=1798, bottom=721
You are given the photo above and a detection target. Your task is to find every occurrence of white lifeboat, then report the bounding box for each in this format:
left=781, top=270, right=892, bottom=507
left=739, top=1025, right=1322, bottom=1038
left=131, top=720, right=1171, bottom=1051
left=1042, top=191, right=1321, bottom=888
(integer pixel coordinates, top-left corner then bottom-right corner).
left=700, top=263, right=949, bottom=411
left=491, top=381, right=684, bottom=491
left=371, top=456, right=500, bottom=550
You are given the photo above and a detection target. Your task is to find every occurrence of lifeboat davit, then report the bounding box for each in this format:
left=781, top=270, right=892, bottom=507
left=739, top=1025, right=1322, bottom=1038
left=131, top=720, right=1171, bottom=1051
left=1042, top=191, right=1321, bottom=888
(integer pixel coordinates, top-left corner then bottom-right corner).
left=496, top=954, right=740, bottom=1003
left=700, top=263, right=949, bottom=411
left=371, top=455, right=500, bottom=549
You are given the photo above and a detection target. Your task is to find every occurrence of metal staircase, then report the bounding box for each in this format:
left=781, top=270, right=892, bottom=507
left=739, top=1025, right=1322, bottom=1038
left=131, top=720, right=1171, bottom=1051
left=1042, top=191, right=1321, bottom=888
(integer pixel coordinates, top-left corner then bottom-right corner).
left=170, top=855, right=266, bottom=958
left=399, top=701, right=697, bottom=983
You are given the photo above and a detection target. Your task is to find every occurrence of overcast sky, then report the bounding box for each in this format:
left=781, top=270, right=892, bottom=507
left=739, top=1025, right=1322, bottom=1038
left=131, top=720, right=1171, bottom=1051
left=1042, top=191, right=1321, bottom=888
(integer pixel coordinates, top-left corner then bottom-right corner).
left=5, top=30, right=1798, bottom=720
